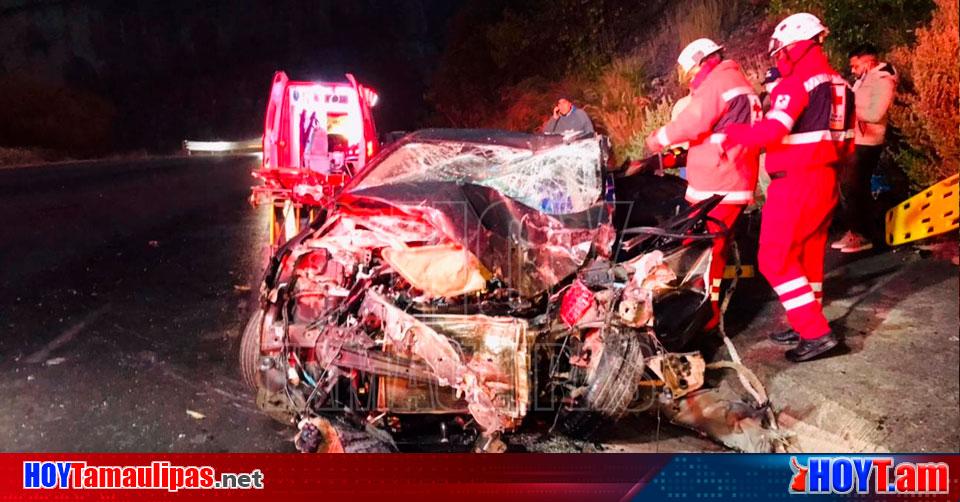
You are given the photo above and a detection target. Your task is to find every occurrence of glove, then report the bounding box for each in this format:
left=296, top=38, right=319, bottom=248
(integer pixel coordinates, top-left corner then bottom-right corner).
left=624, top=159, right=647, bottom=176
left=645, top=132, right=663, bottom=154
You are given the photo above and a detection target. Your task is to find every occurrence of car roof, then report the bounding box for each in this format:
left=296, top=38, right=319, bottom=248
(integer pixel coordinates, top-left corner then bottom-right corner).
left=405, top=128, right=592, bottom=152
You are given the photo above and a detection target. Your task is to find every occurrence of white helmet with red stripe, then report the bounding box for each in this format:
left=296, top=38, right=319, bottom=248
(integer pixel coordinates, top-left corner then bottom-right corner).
left=768, top=13, right=829, bottom=56
left=677, top=38, right=724, bottom=75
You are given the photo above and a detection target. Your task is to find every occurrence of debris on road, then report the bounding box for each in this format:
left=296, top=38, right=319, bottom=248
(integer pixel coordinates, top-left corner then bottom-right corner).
left=186, top=410, right=206, bottom=420
left=23, top=304, right=111, bottom=364
left=295, top=418, right=344, bottom=453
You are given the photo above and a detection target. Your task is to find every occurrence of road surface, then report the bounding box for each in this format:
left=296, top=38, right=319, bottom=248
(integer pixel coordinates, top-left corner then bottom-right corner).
left=0, top=157, right=956, bottom=453
left=0, top=157, right=293, bottom=452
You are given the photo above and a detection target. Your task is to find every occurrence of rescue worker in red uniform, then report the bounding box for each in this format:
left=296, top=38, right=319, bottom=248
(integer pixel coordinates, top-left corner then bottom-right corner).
left=722, top=13, right=855, bottom=362
left=644, top=38, right=762, bottom=332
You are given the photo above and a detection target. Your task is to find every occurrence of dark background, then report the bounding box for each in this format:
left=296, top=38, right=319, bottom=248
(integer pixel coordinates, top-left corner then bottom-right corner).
left=0, top=0, right=462, bottom=154
left=0, top=0, right=944, bottom=188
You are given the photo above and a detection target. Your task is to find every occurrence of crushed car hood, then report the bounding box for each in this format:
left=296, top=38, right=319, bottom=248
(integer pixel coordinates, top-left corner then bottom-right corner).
left=335, top=130, right=610, bottom=296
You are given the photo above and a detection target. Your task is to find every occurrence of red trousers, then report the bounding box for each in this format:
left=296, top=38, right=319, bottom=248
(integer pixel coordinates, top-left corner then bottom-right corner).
left=705, top=204, right=744, bottom=330
left=759, top=167, right=838, bottom=339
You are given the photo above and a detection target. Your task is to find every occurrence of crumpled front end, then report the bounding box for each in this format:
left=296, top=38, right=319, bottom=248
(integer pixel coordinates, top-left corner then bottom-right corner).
left=242, top=130, right=776, bottom=453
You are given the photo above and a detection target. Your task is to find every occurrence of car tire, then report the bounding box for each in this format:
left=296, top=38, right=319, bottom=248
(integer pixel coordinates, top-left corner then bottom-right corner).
left=239, top=308, right=265, bottom=390
left=555, top=329, right=648, bottom=439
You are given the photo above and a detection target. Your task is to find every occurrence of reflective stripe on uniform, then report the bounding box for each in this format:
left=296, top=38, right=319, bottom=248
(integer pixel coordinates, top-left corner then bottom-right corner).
left=803, top=73, right=846, bottom=93
left=781, top=129, right=854, bottom=145
left=722, top=86, right=754, bottom=102
left=767, top=110, right=795, bottom=130
left=783, top=292, right=817, bottom=311
left=773, top=276, right=808, bottom=296
left=803, top=73, right=833, bottom=92
left=685, top=186, right=754, bottom=203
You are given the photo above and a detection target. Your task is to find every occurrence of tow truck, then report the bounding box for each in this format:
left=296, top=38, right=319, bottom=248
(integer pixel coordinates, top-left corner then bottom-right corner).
left=250, top=71, right=380, bottom=249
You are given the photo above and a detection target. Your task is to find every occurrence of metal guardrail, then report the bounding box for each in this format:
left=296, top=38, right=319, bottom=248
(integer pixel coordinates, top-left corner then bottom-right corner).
left=182, top=139, right=262, bottom=155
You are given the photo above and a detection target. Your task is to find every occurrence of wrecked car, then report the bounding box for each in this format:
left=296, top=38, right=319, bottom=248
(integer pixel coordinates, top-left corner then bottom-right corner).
left=240, top=129, right=778, bottom=452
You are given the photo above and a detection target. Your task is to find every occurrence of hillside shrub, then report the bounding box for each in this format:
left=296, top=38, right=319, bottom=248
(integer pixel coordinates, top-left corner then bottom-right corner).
left=888, top=0, right=959, bottom=189
left=768, top=0, right=935, bottom=65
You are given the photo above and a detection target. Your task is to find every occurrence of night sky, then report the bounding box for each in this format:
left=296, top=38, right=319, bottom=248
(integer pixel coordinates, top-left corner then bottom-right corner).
left=0, top=0, right=463, bottom=153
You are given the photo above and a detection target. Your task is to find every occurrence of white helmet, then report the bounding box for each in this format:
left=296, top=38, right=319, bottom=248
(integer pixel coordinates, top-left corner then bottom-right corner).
left=769, top=13, right=828, bottom=56
left=677, top=38, right=724, bottom=74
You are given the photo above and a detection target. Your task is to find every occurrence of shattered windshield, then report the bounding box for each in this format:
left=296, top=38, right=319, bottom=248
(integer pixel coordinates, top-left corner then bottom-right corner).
left=348, top=136, right=603, bottom=214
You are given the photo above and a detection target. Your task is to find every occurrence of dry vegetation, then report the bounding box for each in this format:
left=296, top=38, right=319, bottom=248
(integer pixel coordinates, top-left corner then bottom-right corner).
left=582, top=55, right=652, bottom=163
left=0, top=147, right=53, bottom=167
left=888, top=0, right=959, bottom=188
left=441, top=0, right=952, bottom=190
left=561, top=0, right=758, bottom=163
left=675, top=0, right=751, bottom=48
left=591, top=0, right=756, bottom=162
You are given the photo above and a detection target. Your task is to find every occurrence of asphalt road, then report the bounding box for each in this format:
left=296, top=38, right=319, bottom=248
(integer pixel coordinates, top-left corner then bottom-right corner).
left=0, top=156, right=294, bottom=452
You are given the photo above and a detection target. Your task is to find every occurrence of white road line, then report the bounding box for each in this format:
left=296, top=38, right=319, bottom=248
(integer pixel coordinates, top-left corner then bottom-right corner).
left=23, top=304, right=111, bottom=364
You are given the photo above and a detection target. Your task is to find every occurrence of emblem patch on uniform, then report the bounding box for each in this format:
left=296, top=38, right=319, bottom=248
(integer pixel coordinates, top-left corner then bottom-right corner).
left=774, top=94, right=791, bottom=109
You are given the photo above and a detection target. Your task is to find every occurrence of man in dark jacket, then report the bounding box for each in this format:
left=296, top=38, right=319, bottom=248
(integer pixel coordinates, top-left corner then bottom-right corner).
left=543, top=97, right=594, bottom=136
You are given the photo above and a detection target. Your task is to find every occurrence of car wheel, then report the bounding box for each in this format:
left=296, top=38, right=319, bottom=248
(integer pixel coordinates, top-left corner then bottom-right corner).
left=554, top=328, right=649, bottom=439
left=239, top=309, right=265, bottom=390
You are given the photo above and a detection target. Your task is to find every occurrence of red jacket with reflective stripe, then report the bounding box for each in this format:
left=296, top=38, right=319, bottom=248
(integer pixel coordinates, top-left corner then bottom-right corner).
left=723, top=43, right=855, bottom=174
left=655, top=60, right=761, bottom=205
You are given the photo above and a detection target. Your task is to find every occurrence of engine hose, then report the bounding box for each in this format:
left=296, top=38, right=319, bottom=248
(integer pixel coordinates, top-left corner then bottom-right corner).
left=621, top=226, right=724, bottom=241
left=714, top=239, right=779, bottom=431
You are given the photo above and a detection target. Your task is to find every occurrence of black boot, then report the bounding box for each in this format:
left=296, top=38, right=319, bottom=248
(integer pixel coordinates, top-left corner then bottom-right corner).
left=785, top=332, right=841, bottom=362
left=769, top=328, right=800, bottom=345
